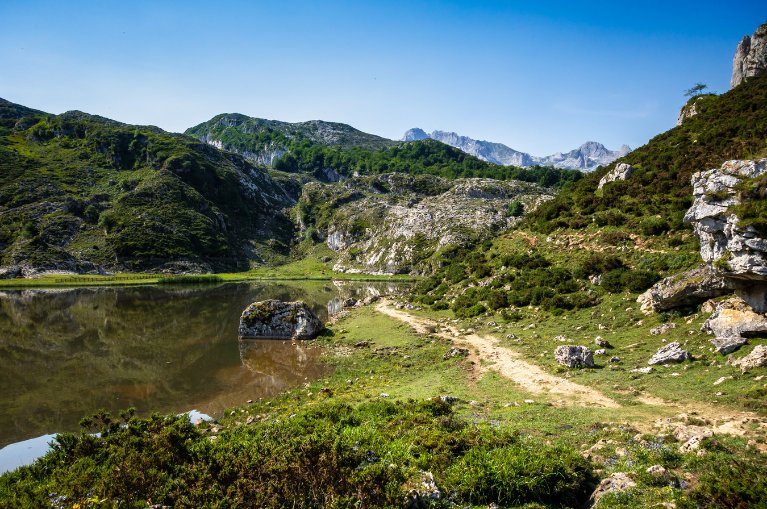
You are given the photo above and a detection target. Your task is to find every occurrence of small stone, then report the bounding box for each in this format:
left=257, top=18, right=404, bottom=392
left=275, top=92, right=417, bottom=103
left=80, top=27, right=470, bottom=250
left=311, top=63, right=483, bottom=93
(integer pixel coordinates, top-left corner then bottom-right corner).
left=589, top=472, right=636, bottom=506
left=380, top=393, right=389, bottom=398
left=648, top=342, right=691, bottom=365
left=713, top=376, right=733, bottom=386
left=651, top=323, right=677, bottom=336
left=595, top=349, right=606, bottom=356
left=646, top=465, right=667, bottom=477
left=594, top=336, right=612, bottom=348
left=609, top=356, right=621, bottom=363
left=443, top=347, right=469, bottom=360
left=631, top=367, right=654, bottom=374
left=439, top=395, right=459, bottom=404
left=554, top=345, right=595, bottom=368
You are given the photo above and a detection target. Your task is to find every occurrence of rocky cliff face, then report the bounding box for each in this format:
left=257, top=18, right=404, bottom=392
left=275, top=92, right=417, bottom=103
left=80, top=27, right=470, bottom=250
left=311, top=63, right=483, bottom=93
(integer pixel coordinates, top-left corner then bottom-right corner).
left=684, top=158, right=767, bottom=311
left=299, top=174, right=553, bottom=275
left=401, top=129, right=629, bottom=171
left=732, top=22, right=767, bottom=88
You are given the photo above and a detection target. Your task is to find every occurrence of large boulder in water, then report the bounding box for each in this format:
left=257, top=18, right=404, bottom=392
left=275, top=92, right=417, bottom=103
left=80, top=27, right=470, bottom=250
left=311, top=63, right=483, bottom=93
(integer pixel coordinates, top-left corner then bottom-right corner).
left=239, top=300, right=324, bottom=340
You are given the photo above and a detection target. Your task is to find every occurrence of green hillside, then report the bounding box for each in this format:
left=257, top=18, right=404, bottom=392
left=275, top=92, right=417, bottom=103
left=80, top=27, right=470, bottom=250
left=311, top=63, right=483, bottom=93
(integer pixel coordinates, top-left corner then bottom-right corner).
left=411, top=77, right=767, bottom=317
left=185, top=113, right=398, bottom=155
left=529, top=75, right=767, bottom=233
left=0, top=99, right=294, bottom=274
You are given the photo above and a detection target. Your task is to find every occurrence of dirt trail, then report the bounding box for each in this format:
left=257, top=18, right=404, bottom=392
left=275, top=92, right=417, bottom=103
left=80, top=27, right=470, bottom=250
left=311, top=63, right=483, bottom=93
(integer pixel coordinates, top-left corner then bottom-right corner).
left=376, top=301, right=620, bottom=409
left=376, top=300, right=767, bottom=437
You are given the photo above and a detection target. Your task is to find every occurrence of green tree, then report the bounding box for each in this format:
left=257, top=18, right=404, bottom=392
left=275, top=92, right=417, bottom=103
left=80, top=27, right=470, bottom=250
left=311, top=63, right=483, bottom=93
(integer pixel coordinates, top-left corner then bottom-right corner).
left=684, top=82, right=708, bottom=98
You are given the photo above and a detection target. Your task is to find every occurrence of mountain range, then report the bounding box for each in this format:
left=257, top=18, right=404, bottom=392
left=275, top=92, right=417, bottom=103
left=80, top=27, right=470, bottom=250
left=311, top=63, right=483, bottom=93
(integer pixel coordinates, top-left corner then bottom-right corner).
left=402, top=128, right=631, bottom=171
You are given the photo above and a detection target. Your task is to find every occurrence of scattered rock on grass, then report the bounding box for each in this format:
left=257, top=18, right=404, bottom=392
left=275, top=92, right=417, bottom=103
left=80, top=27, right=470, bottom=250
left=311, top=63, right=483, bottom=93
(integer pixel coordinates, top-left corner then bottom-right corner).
left=650, top=323, right=677, bottom=336
left=554, top=345, right=595, bottom=368
left=594, top=336, right=612, bottom=348
left=443, top=347, right=469, bottom=360
left=648, top=342, right=691, bottom=365
left=729, top=344, right=767, bottom=372
left=404, top=470, right=441, bottom=508
left=589, top=472, right=636, bottom=506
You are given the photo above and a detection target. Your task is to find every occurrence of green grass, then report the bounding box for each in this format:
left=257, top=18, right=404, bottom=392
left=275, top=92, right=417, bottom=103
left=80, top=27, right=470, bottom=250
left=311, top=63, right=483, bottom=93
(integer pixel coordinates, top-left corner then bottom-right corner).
left=2, top=299, right=766, bottom=508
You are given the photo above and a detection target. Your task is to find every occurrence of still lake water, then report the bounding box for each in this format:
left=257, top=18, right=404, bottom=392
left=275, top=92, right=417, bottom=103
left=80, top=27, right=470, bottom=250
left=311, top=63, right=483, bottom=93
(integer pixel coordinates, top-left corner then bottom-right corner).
left=0, top=281, right=401, bottom=448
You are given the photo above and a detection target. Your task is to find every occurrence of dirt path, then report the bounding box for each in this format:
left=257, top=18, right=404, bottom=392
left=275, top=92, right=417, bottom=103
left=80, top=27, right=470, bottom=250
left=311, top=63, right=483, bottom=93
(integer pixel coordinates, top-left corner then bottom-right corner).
left=376, top=300, right=767, bottom=438
left=376, top=301, right=620, bottom=409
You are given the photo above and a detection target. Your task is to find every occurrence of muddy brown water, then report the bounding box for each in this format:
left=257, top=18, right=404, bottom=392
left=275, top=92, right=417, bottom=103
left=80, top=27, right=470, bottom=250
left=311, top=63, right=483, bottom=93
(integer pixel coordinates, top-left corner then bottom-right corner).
left=0, top=281, right=403, bottom=447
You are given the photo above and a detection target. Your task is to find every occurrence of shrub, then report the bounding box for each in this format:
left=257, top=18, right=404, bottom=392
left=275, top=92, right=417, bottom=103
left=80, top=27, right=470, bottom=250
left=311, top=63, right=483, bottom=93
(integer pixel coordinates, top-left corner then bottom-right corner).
left=443, top=443, right=595, bottom=507
left=640, top=217, right=670, bottom=236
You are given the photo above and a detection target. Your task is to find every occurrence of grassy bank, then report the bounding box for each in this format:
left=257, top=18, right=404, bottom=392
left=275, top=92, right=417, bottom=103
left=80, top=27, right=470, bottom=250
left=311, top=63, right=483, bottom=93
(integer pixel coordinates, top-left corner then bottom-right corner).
left=0, top=256, right=417, bottom=289
left=2, top=299, right=766, bottom=508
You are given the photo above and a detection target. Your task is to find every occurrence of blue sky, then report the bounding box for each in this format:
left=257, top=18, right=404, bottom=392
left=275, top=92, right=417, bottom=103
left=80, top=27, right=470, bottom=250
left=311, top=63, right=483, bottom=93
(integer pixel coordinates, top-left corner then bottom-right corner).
left=0, top=1, right=764, bottom=154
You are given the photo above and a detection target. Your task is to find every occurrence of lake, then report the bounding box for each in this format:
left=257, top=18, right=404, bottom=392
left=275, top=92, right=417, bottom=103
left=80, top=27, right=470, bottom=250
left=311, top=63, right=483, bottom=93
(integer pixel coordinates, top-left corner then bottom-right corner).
left=0, top=280, right=402, bottom=449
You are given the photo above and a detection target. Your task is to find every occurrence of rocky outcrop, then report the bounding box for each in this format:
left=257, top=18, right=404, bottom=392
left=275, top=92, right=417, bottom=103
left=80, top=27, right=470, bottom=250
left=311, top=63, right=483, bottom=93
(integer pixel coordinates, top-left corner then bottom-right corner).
left=730, top=345, right=767, bottom=372
left=238, top=300, right=324, bottom=340
left=597, top=163, right=635, bottom=190
left=302, top=174, right=553, bottom=275
left=684, top=158, right=767, bottom=312
left=648, top=342, right=691, bottom=365
left=702, top=296, right=767, bottom=354
left=554, top=345, right=595, bottom=368
left=636, top=265, right=730, bottom=314
left=676, top=96, right=704, bottom=126
left=731, top=22, right=767, bottom=88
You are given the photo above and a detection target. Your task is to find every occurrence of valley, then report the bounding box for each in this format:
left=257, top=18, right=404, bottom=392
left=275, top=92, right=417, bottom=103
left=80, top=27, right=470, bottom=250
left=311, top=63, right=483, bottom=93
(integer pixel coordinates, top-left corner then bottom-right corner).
left=2, top=18, right=767, bottom=509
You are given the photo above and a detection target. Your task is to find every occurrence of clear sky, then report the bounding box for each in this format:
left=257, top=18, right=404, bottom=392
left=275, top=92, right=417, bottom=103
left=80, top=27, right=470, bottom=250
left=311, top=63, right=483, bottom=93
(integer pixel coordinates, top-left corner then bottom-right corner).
left=0, top=0, right=764, bottom=155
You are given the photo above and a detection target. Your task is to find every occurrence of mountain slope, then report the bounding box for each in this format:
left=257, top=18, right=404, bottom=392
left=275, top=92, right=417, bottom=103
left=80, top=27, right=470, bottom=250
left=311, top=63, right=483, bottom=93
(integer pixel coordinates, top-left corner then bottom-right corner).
left=529, top=75, right=767, bottom=233
left=186, top=114, right=397, bottom=166
left=0, top=99, right=294, bottom=275
left=402, top=128, right=630, bottom=171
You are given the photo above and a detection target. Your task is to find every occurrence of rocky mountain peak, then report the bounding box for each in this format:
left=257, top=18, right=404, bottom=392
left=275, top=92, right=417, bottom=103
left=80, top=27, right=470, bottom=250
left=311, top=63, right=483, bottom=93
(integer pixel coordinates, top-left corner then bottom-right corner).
left=402, top=128, right=429, bottom=141
left=400, top=128, right=629, bottom=171
left=731, top=21, right=767, bottom=88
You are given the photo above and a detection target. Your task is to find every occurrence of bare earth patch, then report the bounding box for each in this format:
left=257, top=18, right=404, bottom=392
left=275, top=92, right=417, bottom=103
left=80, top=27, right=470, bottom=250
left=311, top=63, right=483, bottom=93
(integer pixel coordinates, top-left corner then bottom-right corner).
left=376, top=300, right=767, bottom=438
left=376, top=301, right=620, bottom=408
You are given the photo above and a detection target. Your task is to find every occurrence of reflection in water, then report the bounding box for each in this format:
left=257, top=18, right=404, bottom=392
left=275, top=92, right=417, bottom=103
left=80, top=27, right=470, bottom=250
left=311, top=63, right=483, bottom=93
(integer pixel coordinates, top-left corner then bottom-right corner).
left=239, top=340, right=325, bottom=394
left=0, top=281, right=405, bottom=447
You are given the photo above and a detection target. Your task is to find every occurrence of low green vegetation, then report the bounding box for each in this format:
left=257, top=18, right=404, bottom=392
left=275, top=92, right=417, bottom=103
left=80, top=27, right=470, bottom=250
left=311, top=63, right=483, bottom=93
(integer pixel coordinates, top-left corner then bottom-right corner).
left=3, top=298, right=766, bottom=508
left=186, top=113, right=585, bottom=189
left=528, top=76, right=767, bottom=233
left=273, top=139, right=583, bottom=188
left=0, top=100, right=294, bottom=273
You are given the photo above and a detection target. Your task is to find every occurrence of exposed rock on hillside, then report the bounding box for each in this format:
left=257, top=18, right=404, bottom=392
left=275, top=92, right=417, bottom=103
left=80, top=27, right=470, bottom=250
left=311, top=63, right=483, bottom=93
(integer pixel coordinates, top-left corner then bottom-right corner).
left=187, top=114, right=397, bottom=167
left=239, top=300, right=324, bottom=340
left=401, top=129, right=630, bottom=171
left=299, top=174, right=553, bottom=275
left=597, top=163, right=635, bottom=190
left=732, top=22, right=767, bottom=88
left=702, top=296, right=767, bottom=354
left=730, top=344, right=767, bottom=372
left=677, top=96, right=705, bottom=126
left=636, top=265, right=730, bottom=314
left=684, top=158, right=767, bottom=312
